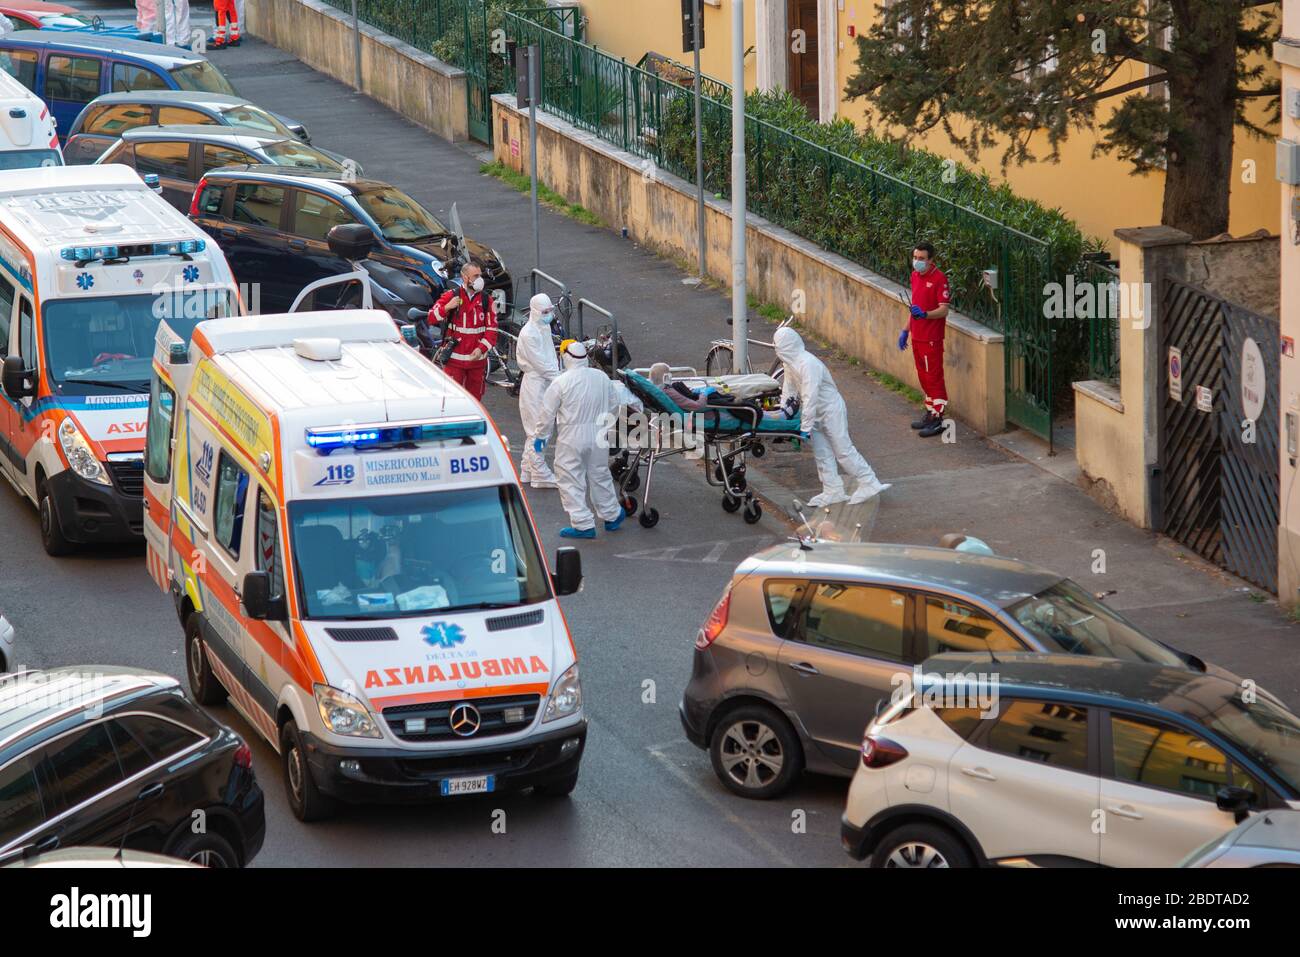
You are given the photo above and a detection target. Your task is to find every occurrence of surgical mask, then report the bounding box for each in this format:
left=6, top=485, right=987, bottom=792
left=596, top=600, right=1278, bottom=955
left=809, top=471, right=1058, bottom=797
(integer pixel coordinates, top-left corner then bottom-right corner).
left=541, top=310, right=554, bottom=323
left=467, top=276, right=485, bottom=293
left=912, top=259, right=928, bottom=274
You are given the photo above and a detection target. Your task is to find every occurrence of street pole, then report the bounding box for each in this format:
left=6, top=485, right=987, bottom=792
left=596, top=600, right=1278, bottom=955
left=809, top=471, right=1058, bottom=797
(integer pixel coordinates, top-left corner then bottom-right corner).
left=692, top=0, right=705, bottom=280
left=730, top=0, right=747, bottom=370
left=529, top=45, right=541, bottom=270
left=350, top=0, right=363, bottom=92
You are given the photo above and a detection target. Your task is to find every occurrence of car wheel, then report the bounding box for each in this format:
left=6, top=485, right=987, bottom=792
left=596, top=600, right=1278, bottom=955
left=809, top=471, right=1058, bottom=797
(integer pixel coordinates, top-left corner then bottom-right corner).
left=185, top=615, right=227, bottom=705
left=38, top=483, right=74, bottom=557
left=708, top=705, right=802, bottom=799
left=280, top=719, right=337, bottom=823
left=169, top=830, right=240, bottom=868
left=871, top=823, right=974, bottom=869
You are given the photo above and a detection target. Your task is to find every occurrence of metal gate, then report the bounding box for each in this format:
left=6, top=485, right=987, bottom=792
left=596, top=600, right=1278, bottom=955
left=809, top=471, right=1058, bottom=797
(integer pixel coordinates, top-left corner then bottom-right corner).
left=1159, top=277, right=1279, bottom=591
left=463, top=0, right=492, bottom=145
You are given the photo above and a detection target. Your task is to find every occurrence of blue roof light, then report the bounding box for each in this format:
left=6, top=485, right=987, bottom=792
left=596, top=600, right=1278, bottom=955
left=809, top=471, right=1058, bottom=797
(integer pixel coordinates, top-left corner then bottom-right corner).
left=306, top=417, right=486, bottom=454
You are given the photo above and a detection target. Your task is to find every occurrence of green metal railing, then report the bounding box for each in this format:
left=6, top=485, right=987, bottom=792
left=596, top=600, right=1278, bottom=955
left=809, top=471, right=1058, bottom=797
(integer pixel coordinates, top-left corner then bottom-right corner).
left=318, top=0, right=466, bottom=61
left=634, top=51, right=731, bottom=101
left=1079, top=259, right=1120, bottom=383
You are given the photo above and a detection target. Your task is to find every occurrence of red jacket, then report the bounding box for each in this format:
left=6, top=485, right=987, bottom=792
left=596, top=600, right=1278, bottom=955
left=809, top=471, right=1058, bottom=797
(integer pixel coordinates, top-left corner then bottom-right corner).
left=432, top=284, right=497, bottom=367
left=909, top=267, right=951, bottom=343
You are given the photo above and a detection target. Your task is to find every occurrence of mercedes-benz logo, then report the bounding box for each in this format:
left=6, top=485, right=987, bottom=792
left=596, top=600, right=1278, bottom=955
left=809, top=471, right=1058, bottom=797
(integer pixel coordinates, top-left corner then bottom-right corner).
left=449, top=703, right=481, bottom=737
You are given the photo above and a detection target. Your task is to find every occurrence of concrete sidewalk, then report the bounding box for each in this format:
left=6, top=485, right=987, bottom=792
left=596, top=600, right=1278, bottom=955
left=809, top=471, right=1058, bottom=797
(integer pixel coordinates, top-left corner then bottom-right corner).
left=223, top=37, right=1300, bottom=706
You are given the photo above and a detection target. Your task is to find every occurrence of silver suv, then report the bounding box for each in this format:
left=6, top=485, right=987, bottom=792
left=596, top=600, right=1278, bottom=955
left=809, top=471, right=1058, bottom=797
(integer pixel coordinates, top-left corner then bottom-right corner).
left=679, top=541, right=1226, bottom=799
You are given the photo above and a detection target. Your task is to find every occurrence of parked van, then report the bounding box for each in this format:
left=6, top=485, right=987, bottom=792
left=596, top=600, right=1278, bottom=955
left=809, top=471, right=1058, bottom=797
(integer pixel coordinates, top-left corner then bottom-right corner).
left=144, top=309, right=587, bottom=821
left=0, top=67, right=61, bottom=169
left=0, top=164, right=239, bottom=555
left=0, top=33, right=307, bottom=142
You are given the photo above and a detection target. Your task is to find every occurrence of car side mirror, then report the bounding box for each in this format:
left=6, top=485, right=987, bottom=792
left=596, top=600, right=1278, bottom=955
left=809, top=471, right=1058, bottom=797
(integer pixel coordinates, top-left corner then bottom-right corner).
left=1215, top=785, right=1255, bottom=824
left=552, top=547, right=582, bottom=596
left=2, top=355, right=33, bottom=399
left=241, top=570, right=287, bottom=622
left=326, top=223, right=376, bottom=262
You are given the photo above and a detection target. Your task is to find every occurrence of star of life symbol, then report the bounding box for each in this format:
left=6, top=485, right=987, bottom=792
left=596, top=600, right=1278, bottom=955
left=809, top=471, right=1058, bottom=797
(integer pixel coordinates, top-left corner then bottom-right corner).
left=421, top=621, right=466, bottom=649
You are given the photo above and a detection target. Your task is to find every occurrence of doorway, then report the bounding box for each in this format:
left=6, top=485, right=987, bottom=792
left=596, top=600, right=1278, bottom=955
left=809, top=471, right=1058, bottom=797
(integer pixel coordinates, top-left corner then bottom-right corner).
left=787, top=0, right=819, bottom=116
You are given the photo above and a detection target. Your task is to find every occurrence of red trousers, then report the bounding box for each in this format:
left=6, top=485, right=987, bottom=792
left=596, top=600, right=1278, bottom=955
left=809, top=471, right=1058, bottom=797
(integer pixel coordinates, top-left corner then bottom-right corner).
left=446, top=361, right=487, bottom=400
left=215, top=0, right=239, bottom=38
left=913, top=339, right=947, bottom=412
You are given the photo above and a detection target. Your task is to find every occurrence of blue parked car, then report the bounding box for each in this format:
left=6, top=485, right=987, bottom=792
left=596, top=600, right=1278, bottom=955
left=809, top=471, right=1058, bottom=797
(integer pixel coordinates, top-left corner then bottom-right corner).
left=0, top=33, right=306, bottom=140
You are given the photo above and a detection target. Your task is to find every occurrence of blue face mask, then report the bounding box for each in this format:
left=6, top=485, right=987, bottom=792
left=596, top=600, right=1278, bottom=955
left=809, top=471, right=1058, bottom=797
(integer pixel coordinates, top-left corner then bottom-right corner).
left=913, top=259, right=928, bottom=273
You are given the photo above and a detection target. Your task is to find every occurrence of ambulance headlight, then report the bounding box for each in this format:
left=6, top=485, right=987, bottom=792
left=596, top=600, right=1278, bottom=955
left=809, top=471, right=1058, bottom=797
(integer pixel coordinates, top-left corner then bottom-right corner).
left=57, top=418, right=110, bottom=486
left=313, top=684, right=381, bottom=738
left=543, top=663, right=582, bottom=722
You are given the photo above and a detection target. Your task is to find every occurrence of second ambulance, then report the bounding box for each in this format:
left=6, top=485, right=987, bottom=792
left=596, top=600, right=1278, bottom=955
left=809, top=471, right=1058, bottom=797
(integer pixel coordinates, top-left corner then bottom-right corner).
left=145, top=309, right=587, bottom=820
left=0, top=165, right=237, bottom=554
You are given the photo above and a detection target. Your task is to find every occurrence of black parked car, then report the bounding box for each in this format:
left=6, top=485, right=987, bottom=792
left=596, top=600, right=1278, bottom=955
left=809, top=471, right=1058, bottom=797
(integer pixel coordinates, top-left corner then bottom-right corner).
left=64, top=89, right=328, bottom=165
left=188, top=166, right=512, bottom=319
left=0, top=667, right=265, bottom=868
left=95, top=125, right=352, bottom=212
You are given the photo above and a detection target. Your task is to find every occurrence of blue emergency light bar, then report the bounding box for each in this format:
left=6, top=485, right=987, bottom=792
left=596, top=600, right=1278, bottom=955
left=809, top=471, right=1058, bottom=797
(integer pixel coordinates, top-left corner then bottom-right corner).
left=306, top=416, right=487, bottom=453
left=60, top=239, right=206, bottom=263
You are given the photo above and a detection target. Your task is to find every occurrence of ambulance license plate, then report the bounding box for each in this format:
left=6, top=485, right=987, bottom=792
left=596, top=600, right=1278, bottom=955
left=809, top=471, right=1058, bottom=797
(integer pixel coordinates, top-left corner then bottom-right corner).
left=441, top=774, right=494, bottom=796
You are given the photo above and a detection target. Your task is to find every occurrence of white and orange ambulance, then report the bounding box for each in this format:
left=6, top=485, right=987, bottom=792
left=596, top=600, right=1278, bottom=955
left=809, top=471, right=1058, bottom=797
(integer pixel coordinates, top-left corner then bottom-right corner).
left=0, top=164, right=238, bottom=555
left=144, top=308, right=587, bottom=821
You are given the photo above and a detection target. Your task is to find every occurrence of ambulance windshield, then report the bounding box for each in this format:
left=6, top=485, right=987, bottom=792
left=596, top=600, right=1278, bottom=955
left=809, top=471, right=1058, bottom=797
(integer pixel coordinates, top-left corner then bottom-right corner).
left=43, top=289, right=234, bottom=395
left=289, top=484, right=551, bottom=620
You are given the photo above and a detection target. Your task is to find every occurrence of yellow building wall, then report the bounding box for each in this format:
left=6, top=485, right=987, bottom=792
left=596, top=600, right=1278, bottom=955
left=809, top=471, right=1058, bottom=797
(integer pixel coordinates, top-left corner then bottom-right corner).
left=577, top=0, right=1280, bottom=247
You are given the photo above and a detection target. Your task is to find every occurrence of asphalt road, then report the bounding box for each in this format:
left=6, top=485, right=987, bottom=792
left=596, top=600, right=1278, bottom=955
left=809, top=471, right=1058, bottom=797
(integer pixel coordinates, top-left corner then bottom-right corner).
left=0, top=14, right=853, bottom=866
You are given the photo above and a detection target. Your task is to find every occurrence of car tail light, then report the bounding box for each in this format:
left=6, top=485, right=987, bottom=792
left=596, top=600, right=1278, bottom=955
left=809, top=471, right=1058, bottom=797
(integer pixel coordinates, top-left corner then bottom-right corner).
left=190, top=179, right=207, bottom=217
left=861, top=735, right=908, bottom=769
left=696, top=586, right=732, bottom=649
left=233, top=742, right=253, bottom=769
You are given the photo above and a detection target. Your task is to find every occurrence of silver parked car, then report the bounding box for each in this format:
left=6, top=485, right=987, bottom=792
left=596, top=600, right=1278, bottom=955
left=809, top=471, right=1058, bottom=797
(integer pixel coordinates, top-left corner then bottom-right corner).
left=1181, top=810, right=1300, bottom=867
left=0, top=609, right=12, bottom=673
left=679, top=542, right=1246, bottom=799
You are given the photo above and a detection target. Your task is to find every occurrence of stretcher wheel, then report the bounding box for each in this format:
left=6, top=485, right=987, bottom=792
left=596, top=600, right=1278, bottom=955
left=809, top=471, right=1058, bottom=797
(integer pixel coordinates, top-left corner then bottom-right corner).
left=751, top=442, right=765, bottom=458
left=730, top=474, right=747, bottom=493
left=722, top=493, right=742, bottom=513
left=639, top=507, right=660, bottom=528
left=621, top=495, right=638, bottom=516
left=621, top=471, right=641, bottom=492
left=713, top=464, right=725, bottom=482
left=743, top=500, right=763, bottom=525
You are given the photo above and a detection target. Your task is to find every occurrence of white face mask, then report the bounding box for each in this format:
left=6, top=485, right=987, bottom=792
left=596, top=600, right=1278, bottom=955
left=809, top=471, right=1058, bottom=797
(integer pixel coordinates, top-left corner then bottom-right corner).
left=467, top=276, right=485, bottom=293
left=541, top=310, right=554, bottom=323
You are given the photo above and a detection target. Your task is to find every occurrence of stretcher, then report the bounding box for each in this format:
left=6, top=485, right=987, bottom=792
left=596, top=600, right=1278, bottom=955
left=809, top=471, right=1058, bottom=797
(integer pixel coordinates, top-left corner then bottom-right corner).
left=611, top=368, right=802, bottom=528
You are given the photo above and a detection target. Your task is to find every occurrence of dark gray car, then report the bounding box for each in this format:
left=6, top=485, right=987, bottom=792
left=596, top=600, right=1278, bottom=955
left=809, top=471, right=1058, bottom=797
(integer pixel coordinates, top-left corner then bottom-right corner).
left=63, top=90, right=332, bottom=166
left=94, top=125, right=352, bottom=212
left=680, top=541, right=1234, bottom=799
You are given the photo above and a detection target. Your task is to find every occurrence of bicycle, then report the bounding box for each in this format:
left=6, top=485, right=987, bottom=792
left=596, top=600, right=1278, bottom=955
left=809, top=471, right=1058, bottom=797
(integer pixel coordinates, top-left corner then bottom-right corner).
left=704, top=314, right=796, bottom=380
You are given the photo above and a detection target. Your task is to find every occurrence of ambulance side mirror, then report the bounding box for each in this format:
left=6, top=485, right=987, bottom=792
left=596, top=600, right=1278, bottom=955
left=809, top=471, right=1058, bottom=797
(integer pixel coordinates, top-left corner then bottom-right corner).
left=1, top=356, right=32, bottom=399
left=552, top=547, right=582, bottom=596
left=241, top=571, right=287, bottom=622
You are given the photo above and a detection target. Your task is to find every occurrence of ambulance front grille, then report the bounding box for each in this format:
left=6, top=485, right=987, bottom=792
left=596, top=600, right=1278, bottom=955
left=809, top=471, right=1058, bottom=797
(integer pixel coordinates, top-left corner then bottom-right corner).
left=383, top=693, right=541, bottom=742
left=108, top=460, right=144, bottom=498
left=324, top=626, right=398, bottom=642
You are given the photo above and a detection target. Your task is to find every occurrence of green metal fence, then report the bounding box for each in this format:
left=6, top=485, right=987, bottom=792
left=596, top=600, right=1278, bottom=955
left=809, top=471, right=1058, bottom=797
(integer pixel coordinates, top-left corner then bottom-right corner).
left=317, top=0, right=467, bottom=62
left=1079, top=259, right=1120, bottom=383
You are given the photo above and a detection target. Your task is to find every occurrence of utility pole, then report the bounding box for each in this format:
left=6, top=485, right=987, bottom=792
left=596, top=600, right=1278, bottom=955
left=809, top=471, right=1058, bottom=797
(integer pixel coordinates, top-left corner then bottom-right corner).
left=690, top=0, right=706, bottom=280
left=529, top=46, right=541, bottom=270
left=730, top=0, right=747, bottom=369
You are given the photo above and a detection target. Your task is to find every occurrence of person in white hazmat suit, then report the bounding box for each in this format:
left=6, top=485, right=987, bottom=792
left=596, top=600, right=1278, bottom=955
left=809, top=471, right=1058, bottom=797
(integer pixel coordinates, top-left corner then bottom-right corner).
left=516, top=294, right=560, bottom=489
left=535, top=342, right=627, bottom=539
left=136, top=0, right=190, bottom=47
left=773, top=327, right=890, bottom=507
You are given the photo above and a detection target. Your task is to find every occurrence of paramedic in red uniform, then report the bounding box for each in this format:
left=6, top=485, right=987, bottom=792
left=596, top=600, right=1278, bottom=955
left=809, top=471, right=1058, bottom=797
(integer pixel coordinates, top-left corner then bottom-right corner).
left=431, top=261, right=497, bottom=400
left=898, top=242, right=951, bottom=438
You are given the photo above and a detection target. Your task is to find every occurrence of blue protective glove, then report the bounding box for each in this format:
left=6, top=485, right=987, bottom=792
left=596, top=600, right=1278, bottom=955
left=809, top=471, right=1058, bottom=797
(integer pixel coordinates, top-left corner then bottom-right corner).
left=799, top=430, right=811, bottom=441
left=909, top=304, right=927, bottom=320
left=533, top=438, right=546, bottom=453
left=897, top=329, right=910, bottom=351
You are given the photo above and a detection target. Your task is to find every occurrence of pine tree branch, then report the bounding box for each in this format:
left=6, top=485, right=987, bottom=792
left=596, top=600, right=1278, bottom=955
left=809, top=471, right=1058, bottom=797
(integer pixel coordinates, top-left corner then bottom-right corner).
left=1074, top=72, right=1171, bottom=105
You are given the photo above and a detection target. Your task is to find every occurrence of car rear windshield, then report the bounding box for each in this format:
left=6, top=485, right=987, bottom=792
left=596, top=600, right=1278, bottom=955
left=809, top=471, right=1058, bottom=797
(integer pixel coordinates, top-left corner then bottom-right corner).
left=1006, top=579, right=1183, bottom=666
left=0, top=149, right=62, bottom=170
left=169, top=60, right=236, bottom=96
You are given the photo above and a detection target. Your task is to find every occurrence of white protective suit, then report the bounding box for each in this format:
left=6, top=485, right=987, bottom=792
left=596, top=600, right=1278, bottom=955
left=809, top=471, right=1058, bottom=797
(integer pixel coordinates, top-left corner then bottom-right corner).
left=539, top=350, right=624, bottom=530
left=165, top=0, right=192, bottom=48
left=135, top=0, right=158, bottom=35
left=774, top=327, right=887, bottom=506
left=516, top=294, right=560, bottom=487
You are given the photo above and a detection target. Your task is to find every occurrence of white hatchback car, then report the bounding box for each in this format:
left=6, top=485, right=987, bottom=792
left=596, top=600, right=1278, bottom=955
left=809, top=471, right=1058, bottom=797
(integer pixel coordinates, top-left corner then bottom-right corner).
left=841, top=654, right=1300, bottom=868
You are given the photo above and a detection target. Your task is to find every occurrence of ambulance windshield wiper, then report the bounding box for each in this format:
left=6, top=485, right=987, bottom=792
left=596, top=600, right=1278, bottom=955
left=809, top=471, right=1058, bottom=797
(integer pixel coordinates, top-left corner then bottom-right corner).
left=59, top=378, right=149, bottom=394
